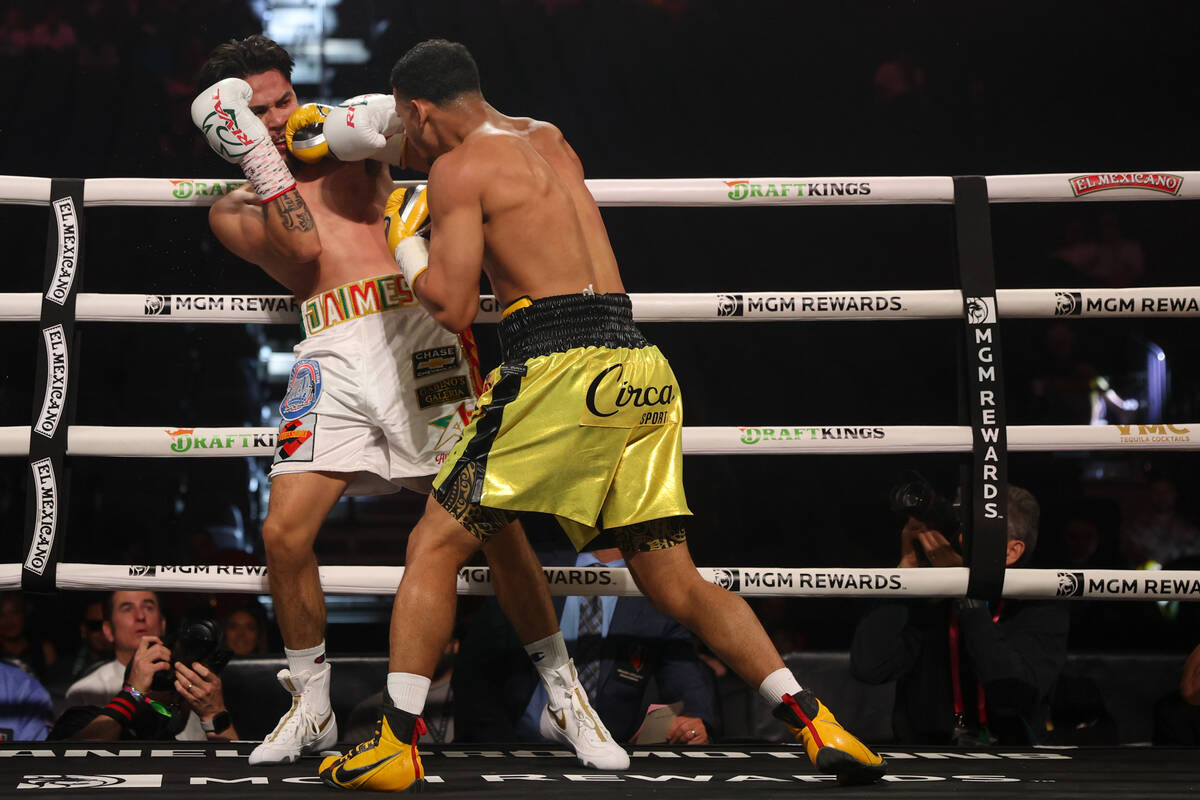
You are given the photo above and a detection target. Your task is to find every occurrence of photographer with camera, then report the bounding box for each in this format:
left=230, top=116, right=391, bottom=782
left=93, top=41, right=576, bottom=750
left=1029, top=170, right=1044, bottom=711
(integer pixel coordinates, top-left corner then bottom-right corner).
left=51, top=591, right=238, bottom=741
left=850, top=478, right=1069, bottom=745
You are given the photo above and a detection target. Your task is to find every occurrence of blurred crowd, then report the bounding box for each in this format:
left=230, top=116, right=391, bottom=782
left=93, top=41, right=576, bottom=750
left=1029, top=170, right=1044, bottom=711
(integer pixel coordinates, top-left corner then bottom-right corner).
left=0, top=0, right=1197, bottom=751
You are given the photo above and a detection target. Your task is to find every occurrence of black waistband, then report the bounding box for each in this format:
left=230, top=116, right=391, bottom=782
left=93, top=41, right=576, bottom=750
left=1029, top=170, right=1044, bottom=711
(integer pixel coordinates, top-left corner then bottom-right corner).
left=499, top=293, right=648, bottom=362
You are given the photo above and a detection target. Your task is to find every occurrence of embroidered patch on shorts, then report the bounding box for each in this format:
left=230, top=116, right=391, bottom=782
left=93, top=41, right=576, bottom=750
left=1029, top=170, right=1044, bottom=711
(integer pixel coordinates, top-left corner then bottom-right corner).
left=412, top=345, right=459, bottom=379
left=429, top=401, right=474, bottom=452
left=279, top=359, right=322, bottom=420
left=274, top=413, right=317, bottom=463
left=416, top=375, right=471, bottom=409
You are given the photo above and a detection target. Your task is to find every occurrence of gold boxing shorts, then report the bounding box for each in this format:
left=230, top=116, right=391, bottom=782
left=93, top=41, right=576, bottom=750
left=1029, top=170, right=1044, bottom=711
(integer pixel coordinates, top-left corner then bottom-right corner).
left=433, top=293, right=691, bottom=551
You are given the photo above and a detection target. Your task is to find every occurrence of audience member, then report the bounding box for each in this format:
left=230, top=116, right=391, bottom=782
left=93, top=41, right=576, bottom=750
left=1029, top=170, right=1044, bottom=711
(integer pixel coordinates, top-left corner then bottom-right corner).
left=223, top=601, right=270, bottom=658
left=455, top=546, right=718, bottom=744
left=1122, top=474, right=1200, bottom=567
left=851, top=485, right=1069, bottom=745
left=66, top=598, right=115, bottom=682
left=0, top=592, right=57, bottom=683
left=0, top=661, right=53, bottom=741
left=53, top=590, right=238, bottom=741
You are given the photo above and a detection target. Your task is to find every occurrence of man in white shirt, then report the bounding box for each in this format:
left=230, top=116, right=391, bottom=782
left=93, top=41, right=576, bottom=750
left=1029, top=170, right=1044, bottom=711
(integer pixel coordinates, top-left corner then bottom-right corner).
left=58, top=591, right=236, bottom=741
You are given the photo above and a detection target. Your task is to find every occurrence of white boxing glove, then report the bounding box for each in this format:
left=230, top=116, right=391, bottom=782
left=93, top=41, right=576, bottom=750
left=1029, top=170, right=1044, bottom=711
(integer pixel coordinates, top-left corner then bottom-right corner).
left=191, top=78, right=296, bottom=202
left=324, top=93, right=408, bottom=166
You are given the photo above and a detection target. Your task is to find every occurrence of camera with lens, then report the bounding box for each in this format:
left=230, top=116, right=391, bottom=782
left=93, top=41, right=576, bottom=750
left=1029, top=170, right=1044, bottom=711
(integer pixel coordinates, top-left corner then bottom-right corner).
left=151, top=618, right=232, bottom=692
left=889, top=471, right=962, bottom=562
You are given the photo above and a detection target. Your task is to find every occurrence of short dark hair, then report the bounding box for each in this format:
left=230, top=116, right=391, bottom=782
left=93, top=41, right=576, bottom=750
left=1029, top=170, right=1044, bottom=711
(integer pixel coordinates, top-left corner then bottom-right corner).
left=195, top=34, right=294, bottom=92
left=102, top=590, right=161, bottom=622
left=390, top=39, right=481, bottom=105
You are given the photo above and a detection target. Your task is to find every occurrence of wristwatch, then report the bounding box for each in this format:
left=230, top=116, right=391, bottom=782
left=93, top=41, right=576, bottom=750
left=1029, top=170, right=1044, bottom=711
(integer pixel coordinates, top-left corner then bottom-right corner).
left=200, top=710, right=232, bottom=734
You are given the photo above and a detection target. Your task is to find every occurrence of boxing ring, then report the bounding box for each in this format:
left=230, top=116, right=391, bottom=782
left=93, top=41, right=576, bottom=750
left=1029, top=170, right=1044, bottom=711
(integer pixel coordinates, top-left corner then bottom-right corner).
left=0, top=742, right=1196, bottom=799
left=1, top=172, right=1198, bottom=797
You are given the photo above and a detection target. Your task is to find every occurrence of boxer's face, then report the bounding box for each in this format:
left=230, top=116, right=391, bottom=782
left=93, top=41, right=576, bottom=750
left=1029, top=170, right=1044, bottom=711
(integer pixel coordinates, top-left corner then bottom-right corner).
left=394, top=92, right=433, bottom=160
left=246, top=69, right=299, bottom=154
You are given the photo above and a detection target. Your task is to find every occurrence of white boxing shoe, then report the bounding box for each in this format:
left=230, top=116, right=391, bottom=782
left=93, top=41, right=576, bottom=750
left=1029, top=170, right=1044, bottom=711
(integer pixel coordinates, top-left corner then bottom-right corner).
left=248, top=664, right=338, bottom=765
left=538, top=659, right=630, bottom=770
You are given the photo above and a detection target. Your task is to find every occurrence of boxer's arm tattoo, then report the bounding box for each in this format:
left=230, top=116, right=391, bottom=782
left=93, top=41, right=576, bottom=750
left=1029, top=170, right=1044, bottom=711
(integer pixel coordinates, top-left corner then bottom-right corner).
left=268, top=191, right=315, bottom=233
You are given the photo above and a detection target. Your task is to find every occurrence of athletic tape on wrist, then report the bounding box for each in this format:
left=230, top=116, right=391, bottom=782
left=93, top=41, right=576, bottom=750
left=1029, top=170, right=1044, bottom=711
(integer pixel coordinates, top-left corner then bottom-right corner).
left=241, top=142, right=296, bottom=203
left=394, top=236, right=429, bottom=290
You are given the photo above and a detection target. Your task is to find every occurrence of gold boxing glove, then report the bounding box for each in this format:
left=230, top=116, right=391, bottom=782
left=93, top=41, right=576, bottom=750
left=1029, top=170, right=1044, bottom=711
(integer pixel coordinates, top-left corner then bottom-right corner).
left=384, top=185, right=429, bottom=253
left=285, top=103, right=333, bottom=164
left=385, top=186, right=430, bottom=289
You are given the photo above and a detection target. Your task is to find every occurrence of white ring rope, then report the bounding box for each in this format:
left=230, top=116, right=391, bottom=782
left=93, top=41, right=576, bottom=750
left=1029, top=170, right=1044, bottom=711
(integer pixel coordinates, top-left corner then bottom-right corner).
left=0, top=172, right=1196, bottom=207
left=0, top=563, right=1190, bottom=601
left=6, top=172, right=1197, bottom=602
left=2, top=288, right=1199, bottom=324
left=0, top=423, right=1195, bottom=458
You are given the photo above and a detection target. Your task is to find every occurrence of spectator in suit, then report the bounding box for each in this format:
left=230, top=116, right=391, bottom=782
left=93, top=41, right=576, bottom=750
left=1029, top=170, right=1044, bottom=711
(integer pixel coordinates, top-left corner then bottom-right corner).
left=455, top=545, right=718, bottom=744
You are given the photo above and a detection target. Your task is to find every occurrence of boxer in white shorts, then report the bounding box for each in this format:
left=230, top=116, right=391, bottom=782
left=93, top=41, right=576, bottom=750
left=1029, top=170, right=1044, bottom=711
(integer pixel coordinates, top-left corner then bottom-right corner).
left=271, top=273, right=478, bottom=497
left=192, top=35, right=623, bottom=772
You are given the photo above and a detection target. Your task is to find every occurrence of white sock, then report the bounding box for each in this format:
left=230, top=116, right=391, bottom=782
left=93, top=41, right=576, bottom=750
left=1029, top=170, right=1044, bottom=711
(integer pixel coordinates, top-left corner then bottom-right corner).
left=758, top=667, right=803, bottom=708
left=525, top=631, right=569, bottom=672
left=285, top=641, right=327, bottom=677
left=387, top=672, right=431, bottom=715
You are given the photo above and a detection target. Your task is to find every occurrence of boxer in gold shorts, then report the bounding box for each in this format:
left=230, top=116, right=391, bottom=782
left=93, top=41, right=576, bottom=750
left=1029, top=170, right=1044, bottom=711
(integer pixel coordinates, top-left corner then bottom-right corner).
left=321, top=38, right=886, bottom=791
left=435, top=292, right=690, bottom=554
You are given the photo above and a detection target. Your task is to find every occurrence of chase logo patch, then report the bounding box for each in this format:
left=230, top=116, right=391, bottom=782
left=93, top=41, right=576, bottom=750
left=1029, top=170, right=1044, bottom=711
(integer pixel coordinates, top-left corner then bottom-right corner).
left=412, top=345, right=459, bottom=379
left=274, top=414, right=317, bottom=463
left=280, top=359, right=322, bottom=420
left=417, top=376, right=471, bottom=409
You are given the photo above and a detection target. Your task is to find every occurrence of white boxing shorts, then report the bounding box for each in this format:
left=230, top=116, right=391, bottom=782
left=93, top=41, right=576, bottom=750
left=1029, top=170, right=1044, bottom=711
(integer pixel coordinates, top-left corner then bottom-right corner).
left=269, top=273, right=480, bottom=496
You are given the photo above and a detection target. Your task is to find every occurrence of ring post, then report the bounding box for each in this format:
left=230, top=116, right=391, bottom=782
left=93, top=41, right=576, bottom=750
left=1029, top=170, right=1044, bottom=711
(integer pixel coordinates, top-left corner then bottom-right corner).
left=953, top=176, right=1009, bottom=603
left=22, top=179, right=85, bottom=593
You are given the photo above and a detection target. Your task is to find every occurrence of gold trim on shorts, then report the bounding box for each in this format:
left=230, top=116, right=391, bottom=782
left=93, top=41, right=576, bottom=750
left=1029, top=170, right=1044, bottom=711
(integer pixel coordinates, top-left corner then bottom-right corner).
left=301, top=274, right=421, bottom=337
left=610, top=518, right=688, bottom=553
left=501, top=296, right=533, bottom=318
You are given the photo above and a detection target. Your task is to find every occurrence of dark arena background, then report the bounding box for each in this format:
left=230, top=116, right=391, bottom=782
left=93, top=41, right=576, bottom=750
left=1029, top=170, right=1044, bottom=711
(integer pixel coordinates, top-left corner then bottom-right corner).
left=0, top=0, right=1198, bottom=796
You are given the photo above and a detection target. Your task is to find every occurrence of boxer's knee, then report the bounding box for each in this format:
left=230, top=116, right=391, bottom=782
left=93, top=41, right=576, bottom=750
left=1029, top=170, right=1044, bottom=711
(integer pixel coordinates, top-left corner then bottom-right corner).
left=403, top=495, right=487, bottom=571
left=261, top=512, right=317, bottom=566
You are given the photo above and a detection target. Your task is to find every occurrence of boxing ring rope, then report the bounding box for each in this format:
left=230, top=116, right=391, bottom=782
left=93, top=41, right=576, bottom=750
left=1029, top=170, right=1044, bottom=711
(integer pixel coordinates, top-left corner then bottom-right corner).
left=4, top=171, right=1199, bottom=601
left=1, top=171, right=1196, bottom=206
left=3, top=287, right=1200, bottom=323
left=0, top=423, right=1196, bottom=458
left=0, top=562, right=1197, bottom=601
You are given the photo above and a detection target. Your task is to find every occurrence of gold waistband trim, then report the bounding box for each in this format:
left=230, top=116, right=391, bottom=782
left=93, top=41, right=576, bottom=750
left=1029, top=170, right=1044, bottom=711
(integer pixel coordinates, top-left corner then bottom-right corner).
left=502, top=296, right=533, bottom=318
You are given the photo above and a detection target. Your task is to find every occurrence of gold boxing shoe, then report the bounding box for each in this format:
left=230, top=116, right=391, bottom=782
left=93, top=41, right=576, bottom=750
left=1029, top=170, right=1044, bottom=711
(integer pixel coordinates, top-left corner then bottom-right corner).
left=773, top=690, right=887, bottom=786
left=319, top=701, right=426, bottom=792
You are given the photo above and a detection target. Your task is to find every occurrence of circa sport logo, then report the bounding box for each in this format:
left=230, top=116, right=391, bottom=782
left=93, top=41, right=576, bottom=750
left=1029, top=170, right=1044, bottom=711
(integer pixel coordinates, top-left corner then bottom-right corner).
left=585, top=364, right=675, bottom=418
